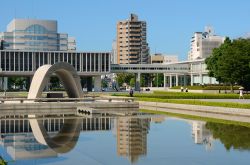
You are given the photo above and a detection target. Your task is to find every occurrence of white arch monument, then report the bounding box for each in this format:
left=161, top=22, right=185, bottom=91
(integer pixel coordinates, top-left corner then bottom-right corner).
left=28, top=62, right=83, bottom=99
left=28, top=62, right=83, bottom=153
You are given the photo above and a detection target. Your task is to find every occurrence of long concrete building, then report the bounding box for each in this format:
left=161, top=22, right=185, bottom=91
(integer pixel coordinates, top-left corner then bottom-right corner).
left=0, top=50, right=110, bottom=91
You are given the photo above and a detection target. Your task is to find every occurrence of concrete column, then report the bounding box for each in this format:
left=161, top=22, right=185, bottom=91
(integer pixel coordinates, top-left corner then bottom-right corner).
left=94, top=75, right=102, bottom=92
left=163, top=73, right=166, bottom=88
left=135, top=73, right=141, bottom=91
left=209, top=77, right=212, bottom=84
left=86, top=77, right=92, bottom=92
left=175, top=74, right=179, bottom=87
left=184, top=75, right=187, bottom=86
left=0, top=77, right=3, bottom=90
left=200, top=74, right=203, bottom=85
left=191, top=74, right=194, bottom=86
left=169, top=75, right=172, bottom=88
left=3, top=77, right=8, bottom=91
left=26, top=76, right=33, bottom=91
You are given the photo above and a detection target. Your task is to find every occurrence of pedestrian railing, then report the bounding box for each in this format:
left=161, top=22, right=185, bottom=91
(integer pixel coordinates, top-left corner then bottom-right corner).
left=0, top=97, right=134, bottom=104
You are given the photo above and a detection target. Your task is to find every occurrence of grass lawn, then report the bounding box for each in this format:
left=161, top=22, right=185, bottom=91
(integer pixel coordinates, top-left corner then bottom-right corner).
left=112, top=90, right=250, bottom=99
left=170, top=85, right=241, bottom=90
left=111, top=91, right=250, bottom=109
left=137, top=97, right=250, bottom=109
left=140, top=109, right=250, bottom=128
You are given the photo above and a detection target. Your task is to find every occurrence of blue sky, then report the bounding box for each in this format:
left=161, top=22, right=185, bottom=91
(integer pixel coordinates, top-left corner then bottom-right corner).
left=0, top=0, right=250, bottom=60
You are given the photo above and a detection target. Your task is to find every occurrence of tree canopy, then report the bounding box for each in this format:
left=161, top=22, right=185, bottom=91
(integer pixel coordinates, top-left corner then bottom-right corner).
left=206, top=122, right=250, bottom=151
left=116, top=73, right=134, bottom=87
left=205, top=37, right=250, bottom=91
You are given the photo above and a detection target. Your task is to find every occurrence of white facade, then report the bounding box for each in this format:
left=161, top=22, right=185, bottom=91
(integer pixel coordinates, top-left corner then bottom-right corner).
left=0, top=19, right=76, bottom=51
left=111, top=40, right=117, bottom=64
left=188, top=26, right=225, bottom=61
left=163, top=55, right=178, bottom=64
left=67, top=37, right=76, bottom=51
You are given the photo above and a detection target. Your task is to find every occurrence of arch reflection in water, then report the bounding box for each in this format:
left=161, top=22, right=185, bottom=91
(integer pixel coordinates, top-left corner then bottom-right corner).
left=0, top=114, right=112, bottom=160
left=29, top=117, right=81, bottom=153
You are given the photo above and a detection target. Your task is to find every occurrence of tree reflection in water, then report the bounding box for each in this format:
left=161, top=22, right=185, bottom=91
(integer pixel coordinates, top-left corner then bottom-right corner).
left=206, top=122, right=250, bottom=151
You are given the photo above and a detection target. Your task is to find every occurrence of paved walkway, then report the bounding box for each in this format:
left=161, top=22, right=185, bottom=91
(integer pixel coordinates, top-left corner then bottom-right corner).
left=198, top=99, right=250, bottom=104
left=139, top=101, right=250, bottom=123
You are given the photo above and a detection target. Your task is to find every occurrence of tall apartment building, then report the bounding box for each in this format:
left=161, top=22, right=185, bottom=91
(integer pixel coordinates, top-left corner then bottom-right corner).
left=117, top=14, right=149, bottom=64
left=0, top=19, right=76, bottom=51
left=188, top=26, right=225, bottom=61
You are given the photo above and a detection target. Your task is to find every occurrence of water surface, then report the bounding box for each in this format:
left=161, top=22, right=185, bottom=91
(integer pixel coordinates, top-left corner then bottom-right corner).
left=0, top=111, right=250, bottom=165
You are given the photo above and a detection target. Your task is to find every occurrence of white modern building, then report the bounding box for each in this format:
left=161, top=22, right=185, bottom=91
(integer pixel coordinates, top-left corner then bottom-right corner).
left=192, top=121, right=213, bottom=151
left=67, top=37, right=76, bottom=51
left=111, top=40, right=117, bottom=64
left=0, top=19, right=76, bottom=51
left=188, top=26, right=225, bottom=61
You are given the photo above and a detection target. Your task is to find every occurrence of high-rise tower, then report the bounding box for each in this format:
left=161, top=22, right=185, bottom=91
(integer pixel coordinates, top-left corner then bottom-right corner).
left=116, top=14, right=149, bottom=64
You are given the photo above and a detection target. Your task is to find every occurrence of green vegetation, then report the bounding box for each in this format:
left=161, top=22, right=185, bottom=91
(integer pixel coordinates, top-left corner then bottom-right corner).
left=116, top=73, right=134, bottom=87
left=152, top=73, right=164, bottom=87
left=138, top=97, right=250, bottom=109
left=112, top=91, right=250, bottom=99
left=206, top=122, right=250, bottom=150
left=140, top=109, right=250, bottom=127
left=206, top=37, right=250, bottom=91
left=112, top=91, right=250, bottom=109
left=142, top=109, right=250, bottom=150
left=116, top=73, right=154, bottom=87
left=170, top=85, right=240, bottom=90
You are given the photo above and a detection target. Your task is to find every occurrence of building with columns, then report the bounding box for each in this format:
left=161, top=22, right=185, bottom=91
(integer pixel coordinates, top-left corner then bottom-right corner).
left=0, top=50, right=110, bottom=91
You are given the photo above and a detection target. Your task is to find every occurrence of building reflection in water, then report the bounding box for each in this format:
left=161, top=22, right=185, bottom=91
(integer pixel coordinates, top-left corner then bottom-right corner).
left=191, top=121, right=213, bottom=151
left=0, top=114, right=111, bottom=161
left=114, top=117, right=150, bottom=163
left=0, top=113, right=155, bottom=163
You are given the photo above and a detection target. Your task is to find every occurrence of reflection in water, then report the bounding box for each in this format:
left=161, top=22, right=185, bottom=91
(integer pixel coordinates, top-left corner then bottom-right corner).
left=0, top=114, right=111, bottom=161
left=1, top=113, right=250, bottom=164
left=0, top=113, right=151, bottom=163
left=206, top=122, right=250, bottom=150
left=29, top=117, right=81, bottom=153
left=114, top=117, right=150, bottom=163
left=191, top=121, right=214, bottom=151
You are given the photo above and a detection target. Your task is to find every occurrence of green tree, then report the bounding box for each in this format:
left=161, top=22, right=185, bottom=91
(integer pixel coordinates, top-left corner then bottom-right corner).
left=152, top=73, right=164, bottom=87
left=205, top=37, right=250, bottom=91
left=50, top=77, right=60, bottom=89
left=130, top=77, right=135, bottom=87
left=8, top=77, right=26, bottom=90
left=101, top=79, right=108, bottom=88
left=116, top=73, right=134, bottom=87
left=206, top=122, right=250, bottom=150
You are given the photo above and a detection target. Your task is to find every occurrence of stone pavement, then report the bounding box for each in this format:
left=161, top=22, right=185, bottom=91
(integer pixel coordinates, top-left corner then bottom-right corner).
left=139, top=101, right=250, bottom=123
left=198, top=99, right=250, bottom=104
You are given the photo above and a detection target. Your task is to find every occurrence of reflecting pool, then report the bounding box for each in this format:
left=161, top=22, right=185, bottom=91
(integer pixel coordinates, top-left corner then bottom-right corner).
left=0, top=111, right=250, bottom=165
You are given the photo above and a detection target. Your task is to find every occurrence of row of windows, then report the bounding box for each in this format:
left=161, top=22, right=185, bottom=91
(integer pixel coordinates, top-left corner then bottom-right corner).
left=0, top=117, right=111, bottom=133
left=111, top=67, right=189, bottom=71
left=0, top=51, right=110, bottom=72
